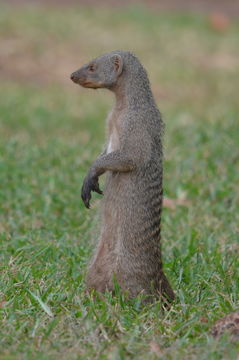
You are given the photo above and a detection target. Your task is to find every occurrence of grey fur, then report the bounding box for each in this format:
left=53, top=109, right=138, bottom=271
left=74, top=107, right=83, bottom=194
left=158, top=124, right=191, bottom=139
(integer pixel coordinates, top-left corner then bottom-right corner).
left=71, top=50, right=175, bottom=302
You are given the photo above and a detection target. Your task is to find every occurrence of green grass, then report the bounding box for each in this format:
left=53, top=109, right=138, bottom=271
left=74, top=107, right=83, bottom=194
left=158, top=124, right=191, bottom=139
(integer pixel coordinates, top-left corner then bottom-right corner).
left=0, top=3, right=239, bottom=359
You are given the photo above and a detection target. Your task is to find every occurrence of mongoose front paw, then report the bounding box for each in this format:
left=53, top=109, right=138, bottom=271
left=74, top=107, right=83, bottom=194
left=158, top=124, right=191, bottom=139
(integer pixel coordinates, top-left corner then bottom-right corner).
left=81, top=174, right=103, bottom=209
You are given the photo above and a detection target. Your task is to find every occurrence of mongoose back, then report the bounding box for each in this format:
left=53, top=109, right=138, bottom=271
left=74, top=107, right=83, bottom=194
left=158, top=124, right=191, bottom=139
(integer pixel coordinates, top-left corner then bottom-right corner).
left=71, top=50, right=174, bottom=302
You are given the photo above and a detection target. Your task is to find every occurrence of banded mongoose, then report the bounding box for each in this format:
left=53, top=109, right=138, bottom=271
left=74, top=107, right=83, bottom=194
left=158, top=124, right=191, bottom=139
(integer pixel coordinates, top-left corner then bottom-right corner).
left=70, top=50, right=175, bottom=302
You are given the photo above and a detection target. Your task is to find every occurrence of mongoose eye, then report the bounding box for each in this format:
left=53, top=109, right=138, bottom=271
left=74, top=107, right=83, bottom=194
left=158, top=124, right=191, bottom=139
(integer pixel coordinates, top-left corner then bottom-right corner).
left=88, top=64, right=95, bottom=72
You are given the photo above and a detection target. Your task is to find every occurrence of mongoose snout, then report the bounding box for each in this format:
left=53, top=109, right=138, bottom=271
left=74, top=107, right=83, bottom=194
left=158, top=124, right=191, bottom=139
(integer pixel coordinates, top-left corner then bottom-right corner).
left=70, top=70, right=100, bottom=89
left=71, top=50, right=175, bottom=303
left=70, top=70, right=87, bottom=86
left=70, top=72, right=77, bottom=82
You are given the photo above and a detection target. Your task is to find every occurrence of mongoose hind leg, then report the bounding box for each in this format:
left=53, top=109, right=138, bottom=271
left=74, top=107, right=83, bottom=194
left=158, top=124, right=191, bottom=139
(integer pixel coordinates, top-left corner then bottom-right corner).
left=158, top=271, right=175, bottom=302
left=86, top=237, right=115, bottom=294
left=113, top=264, right=175, bottom=304
left=86, top=270, right=113, bottom=293
left=86, top=261, right=114, bottom=293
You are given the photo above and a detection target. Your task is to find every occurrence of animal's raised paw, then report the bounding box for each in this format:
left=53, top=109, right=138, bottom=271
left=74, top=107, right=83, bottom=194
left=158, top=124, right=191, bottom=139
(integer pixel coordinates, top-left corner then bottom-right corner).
left=81, top=173, right=103, bottom=209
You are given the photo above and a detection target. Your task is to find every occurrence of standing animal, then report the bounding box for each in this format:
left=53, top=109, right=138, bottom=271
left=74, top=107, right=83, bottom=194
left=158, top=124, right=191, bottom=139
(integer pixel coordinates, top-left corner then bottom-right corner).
left=70, top=50, right=174, bottom=302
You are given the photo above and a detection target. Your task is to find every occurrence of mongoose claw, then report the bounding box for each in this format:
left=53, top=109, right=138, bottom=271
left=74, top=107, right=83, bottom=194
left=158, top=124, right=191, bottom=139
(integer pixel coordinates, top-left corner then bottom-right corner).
left=92, top=183, right=103, bottom=195
left=81, top=185, right=91, bottom=209
left=81, top=174, right=103, bottom=209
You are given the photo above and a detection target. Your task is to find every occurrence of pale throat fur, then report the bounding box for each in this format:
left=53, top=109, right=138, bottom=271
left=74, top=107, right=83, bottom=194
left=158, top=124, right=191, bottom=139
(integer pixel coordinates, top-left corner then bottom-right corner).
left=106, top=109, right=121, bottom=154
left=106, top=78, right=129, bottom=155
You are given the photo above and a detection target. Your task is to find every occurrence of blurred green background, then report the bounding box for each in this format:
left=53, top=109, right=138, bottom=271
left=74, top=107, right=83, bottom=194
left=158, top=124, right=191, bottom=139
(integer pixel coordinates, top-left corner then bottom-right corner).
left=0, top=1, right=238, bottom=359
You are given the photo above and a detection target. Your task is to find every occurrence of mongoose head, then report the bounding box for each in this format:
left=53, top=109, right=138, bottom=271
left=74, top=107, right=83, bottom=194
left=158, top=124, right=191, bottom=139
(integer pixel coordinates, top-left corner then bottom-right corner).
left=70, top=52, right=124, bottom=89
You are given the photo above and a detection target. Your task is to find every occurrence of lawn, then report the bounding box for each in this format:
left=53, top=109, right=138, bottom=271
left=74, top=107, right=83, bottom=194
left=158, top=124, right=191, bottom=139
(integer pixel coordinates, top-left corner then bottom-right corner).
left=0, top=3, right=238, bottom=359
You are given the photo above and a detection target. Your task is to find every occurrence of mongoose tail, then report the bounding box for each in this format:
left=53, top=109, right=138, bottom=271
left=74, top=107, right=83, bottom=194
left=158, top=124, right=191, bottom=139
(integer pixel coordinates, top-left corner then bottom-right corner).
left=71, top=51, right=175, bottom=302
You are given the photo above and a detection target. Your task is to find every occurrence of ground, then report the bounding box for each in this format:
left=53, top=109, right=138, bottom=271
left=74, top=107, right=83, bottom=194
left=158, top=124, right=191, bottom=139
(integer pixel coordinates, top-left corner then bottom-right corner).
left=6, top=0, right=239, bottom=17
left=0, top=3, right=238, bottom=360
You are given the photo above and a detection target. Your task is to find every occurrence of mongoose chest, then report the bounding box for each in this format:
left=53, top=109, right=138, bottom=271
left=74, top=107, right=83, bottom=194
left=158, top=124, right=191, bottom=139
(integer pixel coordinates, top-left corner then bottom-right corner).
left=106, top=109, right=122, bottom=154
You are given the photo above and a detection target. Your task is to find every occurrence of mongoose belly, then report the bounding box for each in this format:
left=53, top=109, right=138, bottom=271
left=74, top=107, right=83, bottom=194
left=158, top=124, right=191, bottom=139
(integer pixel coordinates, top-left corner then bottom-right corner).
left=87, top=166, right=165, bottom=297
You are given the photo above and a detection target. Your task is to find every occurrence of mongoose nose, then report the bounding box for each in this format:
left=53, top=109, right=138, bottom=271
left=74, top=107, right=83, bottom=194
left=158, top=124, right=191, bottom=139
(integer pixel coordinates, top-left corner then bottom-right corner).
left=70, top=73, right=75, bottom=81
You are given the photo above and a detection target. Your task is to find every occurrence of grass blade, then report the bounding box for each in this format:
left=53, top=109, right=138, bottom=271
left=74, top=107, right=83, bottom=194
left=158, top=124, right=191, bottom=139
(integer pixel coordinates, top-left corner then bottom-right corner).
left=29, top=290, right=53, bottom=318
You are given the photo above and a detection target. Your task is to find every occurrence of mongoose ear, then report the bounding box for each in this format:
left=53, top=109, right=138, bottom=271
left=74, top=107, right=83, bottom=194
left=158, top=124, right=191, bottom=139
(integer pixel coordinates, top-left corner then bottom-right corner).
left=113, top=55, right=123, bottom=76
